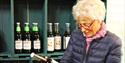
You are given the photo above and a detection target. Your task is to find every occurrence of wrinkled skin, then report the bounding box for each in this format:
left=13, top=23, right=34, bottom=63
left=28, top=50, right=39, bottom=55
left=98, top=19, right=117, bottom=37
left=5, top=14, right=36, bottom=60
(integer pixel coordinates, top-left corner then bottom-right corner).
left=77, top=16, right=102, bottom=37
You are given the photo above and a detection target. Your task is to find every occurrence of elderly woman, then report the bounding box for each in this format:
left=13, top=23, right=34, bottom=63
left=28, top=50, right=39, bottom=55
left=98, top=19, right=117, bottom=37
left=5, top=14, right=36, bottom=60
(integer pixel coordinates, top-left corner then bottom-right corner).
left=60, top=0, right=121, bottom=63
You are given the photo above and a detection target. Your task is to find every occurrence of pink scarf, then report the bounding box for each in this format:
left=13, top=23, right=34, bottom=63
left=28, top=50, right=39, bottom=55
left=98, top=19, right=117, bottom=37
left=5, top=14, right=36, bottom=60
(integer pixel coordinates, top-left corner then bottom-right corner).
left=86, top=23, right=107, bottom=53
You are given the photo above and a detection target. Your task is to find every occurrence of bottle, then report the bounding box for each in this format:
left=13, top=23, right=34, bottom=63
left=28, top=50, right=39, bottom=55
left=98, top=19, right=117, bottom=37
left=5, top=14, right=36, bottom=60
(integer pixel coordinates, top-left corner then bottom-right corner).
left=15, top=22, right=22, bottom=53
left=63, top=23, right=71, bottom=50
left=54, top=23, right=61, bottom=51
left=30, top=53, right=53, bottom=63
left=23, top=22, right=31, bottom=53
left=47, top=23, right=54, bottom=53
left=32, top=23, right=41, bottom=53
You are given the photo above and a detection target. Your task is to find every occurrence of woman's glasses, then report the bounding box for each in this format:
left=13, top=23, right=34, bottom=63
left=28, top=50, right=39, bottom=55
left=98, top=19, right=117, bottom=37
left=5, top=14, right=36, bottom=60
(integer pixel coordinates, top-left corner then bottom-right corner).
left=79, top=20, right=95, bottom=30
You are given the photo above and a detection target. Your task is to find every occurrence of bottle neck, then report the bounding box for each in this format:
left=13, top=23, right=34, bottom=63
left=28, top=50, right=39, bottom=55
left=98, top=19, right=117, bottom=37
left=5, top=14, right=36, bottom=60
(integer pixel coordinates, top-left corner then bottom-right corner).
left=16, top=30, right=21, bottom=34
left=54, top=24, right=59, bottom=34
left=48, top=24, right=53, bottom=33
left=66, top=26, right=70, bottom=33
left=65, top=23, right=70, bottom=34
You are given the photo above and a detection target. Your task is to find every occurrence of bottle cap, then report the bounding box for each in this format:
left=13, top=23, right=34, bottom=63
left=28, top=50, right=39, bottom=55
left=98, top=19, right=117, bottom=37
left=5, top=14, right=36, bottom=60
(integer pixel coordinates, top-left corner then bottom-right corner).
left=33, top=22, right=38, bottom=25
left=30, top=53, right=35, bottom=57
left=17, top=22, right=20, bottom=25
left=54, top=23, right=59, bottom=25
left=25, top=22, right=29, bottom=25
left=66, top=23, right=70, bottom=25
left=48, top=23, right=52, bottom=25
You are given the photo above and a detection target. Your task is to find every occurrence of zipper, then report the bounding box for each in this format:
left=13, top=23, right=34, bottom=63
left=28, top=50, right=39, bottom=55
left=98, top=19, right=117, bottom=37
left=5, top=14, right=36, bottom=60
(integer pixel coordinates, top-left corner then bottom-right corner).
left=82, top=41, right=87, bottom=63
left=82, top=40, right=96, bottom=63
left=82, top=53, right=87, bottom=63
left=83, top=48, right=91, bottom=63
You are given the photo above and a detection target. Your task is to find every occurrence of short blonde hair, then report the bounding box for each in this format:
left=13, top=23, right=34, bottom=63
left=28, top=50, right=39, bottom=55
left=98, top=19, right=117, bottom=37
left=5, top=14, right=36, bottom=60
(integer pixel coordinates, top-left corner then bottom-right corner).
left=72, top=0, right=106, bottom=21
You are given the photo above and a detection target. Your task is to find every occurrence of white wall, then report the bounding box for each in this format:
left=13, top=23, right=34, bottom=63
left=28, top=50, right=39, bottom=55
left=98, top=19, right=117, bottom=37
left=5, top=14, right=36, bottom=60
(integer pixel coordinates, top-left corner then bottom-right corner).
left=106, top=0, right=125, bottom=63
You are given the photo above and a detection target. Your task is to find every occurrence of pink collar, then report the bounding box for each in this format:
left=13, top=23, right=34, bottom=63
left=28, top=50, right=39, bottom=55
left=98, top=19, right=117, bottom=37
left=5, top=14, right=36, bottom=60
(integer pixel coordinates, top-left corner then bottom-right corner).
left=86, top=22, right=107, bottom=52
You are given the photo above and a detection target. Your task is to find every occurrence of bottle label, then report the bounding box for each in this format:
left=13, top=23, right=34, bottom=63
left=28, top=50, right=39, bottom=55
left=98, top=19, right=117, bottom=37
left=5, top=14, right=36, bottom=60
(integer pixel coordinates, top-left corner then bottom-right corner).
left=23, top=40, right=31, bottom=50
left=15, top=40, right=22, bottom=49
left=54, top=36, right=61, bottom=50
left=63, top=37, right=66, bottom=49
left=34, top=39, right=41, bottom=49
left=65, top=37, right=70, bottom=49
left=47, top=37, right=54, bottom=51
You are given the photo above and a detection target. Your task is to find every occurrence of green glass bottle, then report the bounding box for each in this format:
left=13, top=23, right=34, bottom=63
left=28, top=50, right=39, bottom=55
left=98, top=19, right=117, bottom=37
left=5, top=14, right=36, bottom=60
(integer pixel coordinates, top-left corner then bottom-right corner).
left=32, top=23, right=41, bottom=53
left=15, top=22, right=22, bottom=53
left=23, top=22, right=31, bottom=53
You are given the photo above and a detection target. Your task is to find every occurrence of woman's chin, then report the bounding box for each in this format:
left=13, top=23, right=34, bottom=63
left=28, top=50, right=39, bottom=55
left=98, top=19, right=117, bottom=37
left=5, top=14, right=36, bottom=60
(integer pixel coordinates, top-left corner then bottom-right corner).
left=85, top=32, right=94, bottom=38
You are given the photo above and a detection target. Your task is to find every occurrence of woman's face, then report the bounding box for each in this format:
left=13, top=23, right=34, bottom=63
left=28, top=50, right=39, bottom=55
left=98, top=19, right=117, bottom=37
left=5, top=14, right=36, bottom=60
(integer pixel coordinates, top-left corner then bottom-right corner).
left=77, top=16, right=102, bottom=37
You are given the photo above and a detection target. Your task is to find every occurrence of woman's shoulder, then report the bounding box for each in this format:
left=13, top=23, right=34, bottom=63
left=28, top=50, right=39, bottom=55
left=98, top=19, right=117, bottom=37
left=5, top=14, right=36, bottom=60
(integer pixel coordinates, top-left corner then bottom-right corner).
left=103, top=31, right=121, bottom=46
